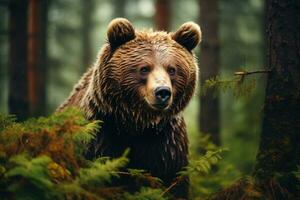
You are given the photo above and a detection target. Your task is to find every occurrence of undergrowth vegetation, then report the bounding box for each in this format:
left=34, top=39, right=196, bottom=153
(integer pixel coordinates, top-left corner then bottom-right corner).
left=0, top=108, right=230, bottom=200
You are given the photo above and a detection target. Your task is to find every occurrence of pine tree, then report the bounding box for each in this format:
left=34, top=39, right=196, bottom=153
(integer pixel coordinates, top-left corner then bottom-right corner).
left=253, top=0, right=300, bottom=197
left=155, top=0, right=171, bottom=31
left=199, top=0, right=220, bottom=145
left=8, top=0, right=29, bottom=120
left=209, top=0, right=300, bottom=199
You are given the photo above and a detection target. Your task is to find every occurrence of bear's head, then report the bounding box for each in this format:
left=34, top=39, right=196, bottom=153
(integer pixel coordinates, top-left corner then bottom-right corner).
left=93, top=18, right=201, bottom=129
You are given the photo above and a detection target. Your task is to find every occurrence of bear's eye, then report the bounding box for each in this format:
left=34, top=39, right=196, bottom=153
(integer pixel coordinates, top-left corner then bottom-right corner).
left=140, top=66, right=150, bottom=76
left=167, top=66, right=176, bottom=76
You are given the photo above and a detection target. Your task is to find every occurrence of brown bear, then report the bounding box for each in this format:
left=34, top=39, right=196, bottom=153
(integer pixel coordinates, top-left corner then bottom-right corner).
left=58, top=18, right=201, bottom=199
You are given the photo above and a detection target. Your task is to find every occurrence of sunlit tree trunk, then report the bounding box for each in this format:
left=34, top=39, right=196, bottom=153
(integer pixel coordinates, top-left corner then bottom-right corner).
left=81, top=0, right=93, bottom=72
left=199, top=0, right=220, bottom=145
left=27, top=0, right=48, bottom=116
left=8, top=0, right=29, bottom=120
left=155, top=0, right=171, bottom=31
left=253, top=0, right=300, bottom=197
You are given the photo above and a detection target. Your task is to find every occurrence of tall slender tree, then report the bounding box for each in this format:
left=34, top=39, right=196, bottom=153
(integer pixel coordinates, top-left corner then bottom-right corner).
left=112, top=0, right=126, bottom=18
left=253, top=0, right=300, bottom=197
left=0, top=1, right=9, bottom=114
left=199, top=0, right=220, bottom=145
left=27, top=0, right=48, bottom=116
left=211, top=0, right=300, bottom=199
left=8, top=0, right=29, bottom=120
left=155, top=0, right=171, bottom=31
left=81, top=0, right=93, bottom=72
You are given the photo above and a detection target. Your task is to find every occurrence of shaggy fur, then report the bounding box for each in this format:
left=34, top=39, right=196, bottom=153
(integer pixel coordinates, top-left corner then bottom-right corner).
left=58, top=18, right=201, bottom=199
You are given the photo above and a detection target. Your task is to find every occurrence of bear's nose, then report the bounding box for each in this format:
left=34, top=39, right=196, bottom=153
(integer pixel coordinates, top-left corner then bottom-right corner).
left=154, top=86, right=171, bottom=103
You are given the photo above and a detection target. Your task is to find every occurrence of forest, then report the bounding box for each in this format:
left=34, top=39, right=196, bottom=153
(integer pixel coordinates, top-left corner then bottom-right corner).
left=0, top=0, right=299, bottom=199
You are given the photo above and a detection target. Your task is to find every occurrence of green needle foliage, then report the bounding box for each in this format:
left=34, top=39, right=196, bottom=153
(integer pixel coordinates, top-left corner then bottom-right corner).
left=78, top=150, right=129, bottom=186
left=123, top=187, right=166, bottom=200
left=202, top=75, right=256, bottom=99
left=5, top=155, right=58, bottom=200
left=181, top=149, right=228, bottom=176
left=0, top=108, right=230, bottom=199
left=0, top=108, right=167, bottom=200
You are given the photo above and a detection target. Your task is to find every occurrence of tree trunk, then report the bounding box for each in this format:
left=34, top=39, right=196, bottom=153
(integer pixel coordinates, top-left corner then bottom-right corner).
left=253, top=0, right=300, bottom=197
left=199, top=0, right=220, bottom=145
left=210, top=0, right=300, bottom=199
left=8, top=0, right=29, bottom=120
left=81, top=0, right=93, bottom=72
left=0, top=2, right=9, bottom=114
left=155, top=0, right=171, bottom=31
left=27, top=0, right=48, bottom=116
left=112, top=0, right=126, bottom=18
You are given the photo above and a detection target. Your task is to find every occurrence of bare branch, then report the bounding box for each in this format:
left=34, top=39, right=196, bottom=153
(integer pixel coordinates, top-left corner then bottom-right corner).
left=234, top=70, right=271, bottom=76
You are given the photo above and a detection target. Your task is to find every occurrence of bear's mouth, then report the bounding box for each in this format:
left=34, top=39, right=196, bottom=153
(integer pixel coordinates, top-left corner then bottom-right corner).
left=144, top=95, right=172, bottom=111
left=151, top=103, right=170, bottom=110
left=146, top=100, right=171, bottom=111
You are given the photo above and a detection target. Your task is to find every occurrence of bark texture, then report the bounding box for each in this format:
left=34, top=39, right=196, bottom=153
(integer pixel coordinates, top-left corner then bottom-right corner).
left=28, top=0, right=48, bottom=116
left=253, top=0, right=300, bottom=197
left=210, top=0, right=300, bottom=199
left=155, top=0, right=171, bottom=31
left=8, top=0, right=29, bottom=120
left=199, top=0, right=220, bottom=145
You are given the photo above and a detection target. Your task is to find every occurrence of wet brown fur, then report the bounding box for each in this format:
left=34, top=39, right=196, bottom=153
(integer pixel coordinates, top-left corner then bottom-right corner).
left=58, top=18, right=201, bottom=199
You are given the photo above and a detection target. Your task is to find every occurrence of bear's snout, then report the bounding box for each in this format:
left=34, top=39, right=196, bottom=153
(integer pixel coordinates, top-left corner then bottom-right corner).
left=146, top=86, right=172, bottom=110
left=154, top=86, right=171, bottom=106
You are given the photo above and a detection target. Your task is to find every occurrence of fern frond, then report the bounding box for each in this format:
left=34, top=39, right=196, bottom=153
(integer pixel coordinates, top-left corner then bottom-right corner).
left=72, top=120, right=101, bottom=144
left=180, top=148, right=228, bottom=176
left=78, top=150, right=129, bottom=186
left=123, top=187, right=167, bottom=200
left=126, top=168, right=163, bottom=187
left=6, top=154, right=54, bottom=189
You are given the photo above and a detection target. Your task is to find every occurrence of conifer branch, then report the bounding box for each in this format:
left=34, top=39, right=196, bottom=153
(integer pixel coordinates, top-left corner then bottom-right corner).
left=234, top=69, right=271, bottom=76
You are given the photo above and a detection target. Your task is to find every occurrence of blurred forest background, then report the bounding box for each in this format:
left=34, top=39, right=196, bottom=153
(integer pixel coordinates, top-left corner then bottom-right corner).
left=0, top=0, right=267, bottom=196
left=0, top=0, right=265, bottom=175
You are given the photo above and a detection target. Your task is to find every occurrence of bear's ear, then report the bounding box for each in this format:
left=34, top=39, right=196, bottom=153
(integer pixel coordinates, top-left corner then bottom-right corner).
left=171, top=22, right=201, bottom=51
left=107, top=18, right=136, bottom=49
